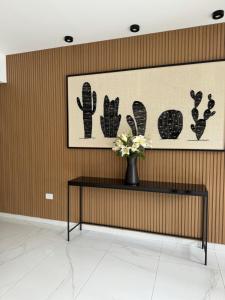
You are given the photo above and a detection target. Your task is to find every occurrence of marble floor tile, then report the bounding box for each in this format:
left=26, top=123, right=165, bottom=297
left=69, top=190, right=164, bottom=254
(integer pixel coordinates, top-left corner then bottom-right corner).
left=0, top=217, right=224, bottom=300
left=1, top=244, right=71, bottom=300
left=152, top=261, right=225, bottom=300
left=70, top=229, right=116, bottom=251
left=160, top=241, right=219, bottom=269
left=215, top=250, right=225, bottom=288
left=75, top=248, right=158, bottom=300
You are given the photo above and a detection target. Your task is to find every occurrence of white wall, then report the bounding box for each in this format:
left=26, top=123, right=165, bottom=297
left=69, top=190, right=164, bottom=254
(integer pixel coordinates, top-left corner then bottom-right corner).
left=0, top=53, right=7, bottom=83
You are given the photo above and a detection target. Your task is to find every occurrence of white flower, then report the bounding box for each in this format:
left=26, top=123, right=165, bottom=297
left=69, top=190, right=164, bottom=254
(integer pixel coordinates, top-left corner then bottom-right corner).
left=112, top=132, right=150, bottom=158
left=115, top=139, right=123, bottom=147
left=131, top=143, right=139, bottom=152
left=133, top=135, right=147, bottom=147
left=121, top=146, right=130, bottom=156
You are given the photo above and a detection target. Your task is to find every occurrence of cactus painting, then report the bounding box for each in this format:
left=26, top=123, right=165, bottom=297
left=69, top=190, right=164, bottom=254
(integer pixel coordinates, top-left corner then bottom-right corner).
left=126, top=101, right=147, bottom=136
left=68, top=61, right=224, bottom=149
left=100, top=96, right=121, bottom=137
left=77, top=82, right=97, bottom=138
left=158, top=110, right=183, bottom=139
left=190, top=90, right=216, bottom=140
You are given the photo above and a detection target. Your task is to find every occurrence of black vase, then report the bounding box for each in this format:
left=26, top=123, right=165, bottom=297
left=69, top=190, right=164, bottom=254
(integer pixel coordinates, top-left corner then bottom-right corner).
left=125, top=155, right=139, bottom=185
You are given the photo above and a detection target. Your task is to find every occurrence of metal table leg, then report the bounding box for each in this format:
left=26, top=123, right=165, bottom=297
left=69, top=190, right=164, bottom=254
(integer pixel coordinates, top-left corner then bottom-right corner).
left=67, top=185, right=82, bottom=241
left=80, top=186, right=83, bottom=230
left=204, top=194, right=208, bottom=266
left=67, top=184, right=70, bottom=241
left=202, top=195, right=205, bottom=249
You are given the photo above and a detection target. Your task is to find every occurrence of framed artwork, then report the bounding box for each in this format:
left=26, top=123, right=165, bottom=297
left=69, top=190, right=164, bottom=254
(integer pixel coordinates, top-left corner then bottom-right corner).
left=67, top=60, right=225, bottom=150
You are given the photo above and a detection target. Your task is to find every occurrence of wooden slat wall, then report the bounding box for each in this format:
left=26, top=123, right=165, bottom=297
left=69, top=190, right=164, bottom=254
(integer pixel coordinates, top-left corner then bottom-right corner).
left=0, top=23, right=225, bottom=243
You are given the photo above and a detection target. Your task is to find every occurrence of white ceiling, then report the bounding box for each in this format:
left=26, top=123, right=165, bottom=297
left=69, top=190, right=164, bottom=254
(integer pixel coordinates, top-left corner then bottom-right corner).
left=0, top=0, right=224, bottom=55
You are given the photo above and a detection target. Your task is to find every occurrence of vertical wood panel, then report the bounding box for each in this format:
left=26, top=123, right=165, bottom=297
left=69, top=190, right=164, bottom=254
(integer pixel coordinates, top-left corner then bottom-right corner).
left=0, top=23, right=225, bottom=243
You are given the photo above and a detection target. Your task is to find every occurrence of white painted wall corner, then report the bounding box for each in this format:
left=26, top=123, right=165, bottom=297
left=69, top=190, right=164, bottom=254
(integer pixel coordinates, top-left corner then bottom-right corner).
left=0, top=53, right=7, bottom=83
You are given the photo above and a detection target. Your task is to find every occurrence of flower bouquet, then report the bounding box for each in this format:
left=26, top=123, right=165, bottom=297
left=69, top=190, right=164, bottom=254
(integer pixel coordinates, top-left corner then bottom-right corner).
left=113, top=132, right=150, bottom=185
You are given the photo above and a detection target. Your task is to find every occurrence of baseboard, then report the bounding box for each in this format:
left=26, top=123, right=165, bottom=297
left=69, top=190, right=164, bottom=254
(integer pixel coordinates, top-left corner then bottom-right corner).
left=0, top=212, right=154, bottom=238
left=0, top=212, right=224, bottom=250
left=0, top=212, right=67, bottom=227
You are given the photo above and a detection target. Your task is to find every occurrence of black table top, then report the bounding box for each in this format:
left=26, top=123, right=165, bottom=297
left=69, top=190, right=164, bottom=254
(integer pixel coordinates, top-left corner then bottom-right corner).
left=68, top=176, right=207, bottom=196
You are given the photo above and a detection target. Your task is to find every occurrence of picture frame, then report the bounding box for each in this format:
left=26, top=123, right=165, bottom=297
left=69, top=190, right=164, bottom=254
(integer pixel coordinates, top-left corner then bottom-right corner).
left=67, top=60, right=225, bottom=150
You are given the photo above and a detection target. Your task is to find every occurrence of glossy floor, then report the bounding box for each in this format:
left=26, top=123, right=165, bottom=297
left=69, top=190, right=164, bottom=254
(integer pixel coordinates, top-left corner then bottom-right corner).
left=0, top=217, right=225, bottom=300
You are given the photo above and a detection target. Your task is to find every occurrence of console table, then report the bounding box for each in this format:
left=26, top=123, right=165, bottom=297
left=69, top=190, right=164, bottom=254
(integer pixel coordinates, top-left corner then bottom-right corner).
left=67, top=176, right=208, bottom=265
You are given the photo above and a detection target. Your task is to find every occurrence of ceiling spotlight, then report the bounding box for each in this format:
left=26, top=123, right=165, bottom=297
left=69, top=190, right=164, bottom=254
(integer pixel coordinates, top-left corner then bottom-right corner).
left=212, top=10, right=224, bottom=20
left=64, top=36, right=73, bottom=43
left=130, top=24, right=140, bottom=33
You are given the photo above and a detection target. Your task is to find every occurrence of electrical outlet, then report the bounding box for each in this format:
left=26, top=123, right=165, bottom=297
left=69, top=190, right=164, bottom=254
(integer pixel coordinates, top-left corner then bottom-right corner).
left=45, top=193, right=54, bottom=200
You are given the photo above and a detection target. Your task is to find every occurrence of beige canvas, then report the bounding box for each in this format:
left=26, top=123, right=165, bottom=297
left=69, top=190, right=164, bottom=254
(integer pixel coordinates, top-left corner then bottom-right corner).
left=67, top=61, right=225, bottom=149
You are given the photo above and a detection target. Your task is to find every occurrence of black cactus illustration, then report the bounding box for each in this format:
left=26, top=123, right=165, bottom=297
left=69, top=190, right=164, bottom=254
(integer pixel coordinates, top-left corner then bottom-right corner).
left=100, top=96, right=121, bottom=137
left=190, top=90, right=216, bottom=140
left=158, top=110, right=183, bottom=139
left=77, top=82, right=97, bottom=138
left=126, top=101, right=147, bottom=136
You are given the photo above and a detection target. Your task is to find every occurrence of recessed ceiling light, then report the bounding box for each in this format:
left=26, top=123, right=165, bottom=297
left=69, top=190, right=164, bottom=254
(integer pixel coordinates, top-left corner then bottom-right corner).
left=212, top=10, right=224, bottom=20
left=130, top=24, right=140, bottom=33
left=64, top=36, right=73, bottom=43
